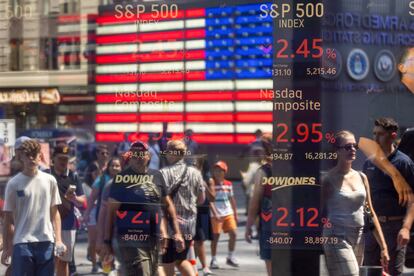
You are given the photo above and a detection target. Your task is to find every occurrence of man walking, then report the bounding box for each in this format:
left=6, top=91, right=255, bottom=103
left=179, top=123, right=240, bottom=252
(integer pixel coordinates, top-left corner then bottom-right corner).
left=159, top=140, right=205, bottom=276
left=102, top=141, right=184, bottom=276
left=49, top=145, right=86, bottom=276
left=364, top=117, right=414, bottom=275
left=1, top=139, right=66, bottom=276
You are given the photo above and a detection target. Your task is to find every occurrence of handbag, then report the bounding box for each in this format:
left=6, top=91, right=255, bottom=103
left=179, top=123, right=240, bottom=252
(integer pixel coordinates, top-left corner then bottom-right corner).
left=358, top=171, right=375, bottom=233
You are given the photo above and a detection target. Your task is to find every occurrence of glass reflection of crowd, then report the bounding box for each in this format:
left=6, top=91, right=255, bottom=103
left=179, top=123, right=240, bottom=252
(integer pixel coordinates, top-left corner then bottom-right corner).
left=1, top=119, right=414, bottom=276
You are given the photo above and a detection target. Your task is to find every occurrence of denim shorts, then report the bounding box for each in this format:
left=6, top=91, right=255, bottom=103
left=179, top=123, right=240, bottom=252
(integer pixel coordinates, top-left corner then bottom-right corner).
left=12, top=241, right=54, bottom=276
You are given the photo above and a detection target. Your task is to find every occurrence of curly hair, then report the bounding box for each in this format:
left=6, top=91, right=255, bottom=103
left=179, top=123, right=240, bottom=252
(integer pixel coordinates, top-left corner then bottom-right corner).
left=375, top=117, right=399, bottom=133
left=19, top=140, right=41, bottom=156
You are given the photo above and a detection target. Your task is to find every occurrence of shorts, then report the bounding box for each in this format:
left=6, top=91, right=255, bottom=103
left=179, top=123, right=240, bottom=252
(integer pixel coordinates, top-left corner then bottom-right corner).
left=161, top=239, right=191, bottom=264
left=194, top=209, right=212, bottom=241
left=211, top=214, right=237, bottom=234
left=12, top=241, right=54, bottom=276
left=88, top=206, right=97, bottom=226
left=58, top=230, right=76, bottom=262
left=114, top=244, right=158, bottom=276
left=259, top=232, right=271, bottom=261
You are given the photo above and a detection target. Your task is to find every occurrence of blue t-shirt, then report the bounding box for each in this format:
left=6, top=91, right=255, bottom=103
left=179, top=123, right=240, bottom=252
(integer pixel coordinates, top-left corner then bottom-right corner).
left=110, top=168, right=166, bottom=203
left=93, top=173, right=111, bottom=219
left=109, top=168, right=167, bottom=246
left=363, top=150, right=414, bottom=216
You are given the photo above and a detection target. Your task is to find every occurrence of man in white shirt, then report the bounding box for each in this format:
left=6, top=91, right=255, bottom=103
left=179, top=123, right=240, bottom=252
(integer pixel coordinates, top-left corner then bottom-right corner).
left=1, top=139, right=66, bottom=276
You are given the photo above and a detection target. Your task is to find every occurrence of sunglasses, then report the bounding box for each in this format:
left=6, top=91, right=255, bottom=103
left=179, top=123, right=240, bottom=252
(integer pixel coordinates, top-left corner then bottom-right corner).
left=338, top=143, right=359, bottom=151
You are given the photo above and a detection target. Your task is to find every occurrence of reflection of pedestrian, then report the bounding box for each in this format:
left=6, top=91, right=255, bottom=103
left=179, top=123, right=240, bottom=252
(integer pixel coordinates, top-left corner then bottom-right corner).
left=363, top=118, right=414, bottom=275
left=2, top=140, right=66, bottom=275
left=159, top=140, right=205, bottom=276
left=0, top=139, right=10, bottom=176
left=399, top=47, right=414, bottom=94
left=245, top=137, right=273, bottom=276
left=193, top=157, right=215, bottom=276
left=148, top=133, right=161, bottom=170
left=241, top=146, right=264, bottom=215
left=83, top=144, right=109, bottom=273
left=102, top=141, right=184, bottom=276
left=210, top=161, right=239, bottom=269
left=10, top=136, right=31, bottom=176
left=49, top=145, right=86, bottom=276
left=184, top=129, right=198, bottom=166
left=322, top=130, right=389, bottom=276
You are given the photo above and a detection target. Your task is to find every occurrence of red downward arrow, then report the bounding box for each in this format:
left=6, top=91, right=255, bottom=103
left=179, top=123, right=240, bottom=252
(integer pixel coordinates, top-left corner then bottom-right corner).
left=116, top=211, right=127, bottom=220
left=261, top=212, right=272, bottom=222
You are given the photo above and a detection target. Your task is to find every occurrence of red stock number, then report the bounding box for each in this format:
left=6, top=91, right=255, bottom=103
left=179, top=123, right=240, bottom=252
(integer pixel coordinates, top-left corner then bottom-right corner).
left=276, top=123, right=323, bottom=143
left=276, top=207, right=319, bottom=228
left=276, top=38, right=323, bottom=59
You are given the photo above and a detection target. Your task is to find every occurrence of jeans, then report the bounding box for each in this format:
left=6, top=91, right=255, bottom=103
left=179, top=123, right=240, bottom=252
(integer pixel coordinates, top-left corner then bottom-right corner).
left=12, top=241, right=54, bottom=276
left=364, top=220, right=406, bottom=276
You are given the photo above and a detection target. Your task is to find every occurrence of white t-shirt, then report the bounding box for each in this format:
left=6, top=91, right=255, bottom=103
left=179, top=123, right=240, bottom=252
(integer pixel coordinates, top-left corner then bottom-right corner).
left=4, top=171, right=62, bottom=245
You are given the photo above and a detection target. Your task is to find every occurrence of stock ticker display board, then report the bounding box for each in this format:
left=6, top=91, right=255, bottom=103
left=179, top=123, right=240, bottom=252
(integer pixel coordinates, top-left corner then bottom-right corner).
left=92, top=0, right=414, bottom=256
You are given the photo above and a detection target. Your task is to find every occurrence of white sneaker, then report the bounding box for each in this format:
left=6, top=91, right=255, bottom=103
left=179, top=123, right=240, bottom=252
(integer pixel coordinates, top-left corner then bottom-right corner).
left=226, top=257, right=239, bottom=267
left=210, top=259, right=220, bottom=269
left=203, top=267, right=214, bottom=275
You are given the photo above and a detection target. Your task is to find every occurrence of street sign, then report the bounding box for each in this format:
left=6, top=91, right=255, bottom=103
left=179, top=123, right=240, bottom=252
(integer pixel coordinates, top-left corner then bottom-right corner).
left=0, top=119, right=16, bottom=147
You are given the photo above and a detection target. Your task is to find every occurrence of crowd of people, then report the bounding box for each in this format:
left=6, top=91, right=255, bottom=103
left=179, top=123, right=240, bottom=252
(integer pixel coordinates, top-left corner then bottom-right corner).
left=0, top=130, right=242, bottom=276
left=0, top=117, right=414, bottom=276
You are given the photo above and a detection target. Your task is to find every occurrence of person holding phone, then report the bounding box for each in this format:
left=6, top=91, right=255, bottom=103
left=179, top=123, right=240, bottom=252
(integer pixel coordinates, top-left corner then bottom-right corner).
left=322, top=130, right=389, bottom=276
left=49, top=144, right=86, bottom=276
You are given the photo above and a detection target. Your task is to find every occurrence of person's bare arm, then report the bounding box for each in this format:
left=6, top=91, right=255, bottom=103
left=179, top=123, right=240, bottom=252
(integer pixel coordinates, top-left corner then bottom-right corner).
left=101, top=198, right=120, bottom=257
left=51, top=206, right=63, bottom=243
left=362, top=173, right=390, bottom=268
left=230, top=196, right=238, bottom=224
left=204, top=178, right=215, bottom=202
left=245, top=169, right=265, bottom=243
left=1, top=212, right=13, bottom=265
left=163, top=196, right=185, bottom=251
left=51, top=205, right=67, bottom=255
left=67, top=193, right=86, bottom=208
left=398, top=200, right=414, bottom=246
left=96, top=200, right=108, bottom=253
left=197, top=189, right=206, bottom=205
left=83, top=188, right=100, bottom=223
left=359, top=137, right=413, bottom=206
left=104, top=198, right=120, bottom=242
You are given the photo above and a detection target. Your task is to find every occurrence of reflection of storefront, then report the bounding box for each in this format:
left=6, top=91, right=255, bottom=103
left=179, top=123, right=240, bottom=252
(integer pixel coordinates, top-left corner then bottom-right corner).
left=0, top=88, right=60, bottom=133
left=0, top=70, right=94, bottom=135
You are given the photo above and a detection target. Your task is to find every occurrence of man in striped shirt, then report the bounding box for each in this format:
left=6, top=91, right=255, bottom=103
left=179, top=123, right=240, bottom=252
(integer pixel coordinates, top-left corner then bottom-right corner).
left=159, top=140, right=205, bottom=276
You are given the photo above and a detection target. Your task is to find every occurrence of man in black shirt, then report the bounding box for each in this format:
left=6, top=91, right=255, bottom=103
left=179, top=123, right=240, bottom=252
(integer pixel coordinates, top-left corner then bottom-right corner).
left=102, top=141, right=184, bottom=276
left=363, top=118, right=414, bottom=275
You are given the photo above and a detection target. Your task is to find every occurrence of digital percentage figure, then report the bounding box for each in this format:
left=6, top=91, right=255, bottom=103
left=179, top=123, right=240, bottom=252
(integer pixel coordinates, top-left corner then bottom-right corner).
left=270, top=207, right=332, bottom=229
left=276, top=38, right=323, bottom=59
left=325, top=48, right=336, bottom=59
left=275, top=123, right=335, bottom=144
left=325, top=132, right=336, bottom=144
left=321, top=218, right=332, bottom=228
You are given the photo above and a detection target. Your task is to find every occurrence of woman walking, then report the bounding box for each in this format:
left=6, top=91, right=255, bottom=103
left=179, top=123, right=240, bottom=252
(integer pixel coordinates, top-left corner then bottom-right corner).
left=322, top=130, right=389, bottom=276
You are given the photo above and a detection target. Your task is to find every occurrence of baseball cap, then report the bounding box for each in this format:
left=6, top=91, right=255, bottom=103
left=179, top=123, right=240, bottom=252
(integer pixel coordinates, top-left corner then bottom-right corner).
left=53, top=144, right=71, bottom=157
left=15, top=136, right=31, bottom=150
left=214, top=160, right=228, bottom=173
left=130, top=141, right=149, bottom=152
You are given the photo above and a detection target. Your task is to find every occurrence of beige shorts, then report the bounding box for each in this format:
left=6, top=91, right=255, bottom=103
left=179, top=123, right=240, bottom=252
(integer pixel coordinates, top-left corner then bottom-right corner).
left=58, top=230, right=76, bottom=262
